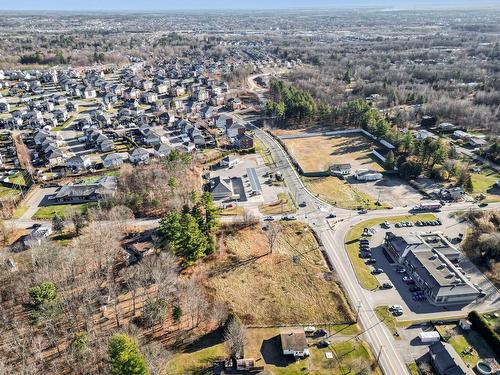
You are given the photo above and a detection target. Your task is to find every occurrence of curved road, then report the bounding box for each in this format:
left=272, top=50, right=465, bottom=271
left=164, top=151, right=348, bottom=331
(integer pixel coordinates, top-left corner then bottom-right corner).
left=242, top=101, right=500, bottom=375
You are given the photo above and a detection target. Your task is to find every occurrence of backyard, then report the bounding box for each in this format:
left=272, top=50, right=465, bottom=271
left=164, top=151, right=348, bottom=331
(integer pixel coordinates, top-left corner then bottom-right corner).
left=166, top=327, right=380, bottom=375
left=204, top=222, right=355, bottom=325
left=31, top=203, right=90, bottom=220
left=436, top=324, right=498, bottom=369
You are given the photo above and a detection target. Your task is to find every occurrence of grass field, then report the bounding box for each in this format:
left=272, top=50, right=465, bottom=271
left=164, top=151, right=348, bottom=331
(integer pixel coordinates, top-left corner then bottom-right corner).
left=207, top=222, right=354, bottom=325
left=12, top=205, right=28, bottom=219
left=283, top=134, right=384, bottom=173
left=407, top=362, right=419, bottom=375
left=471, top=171, right=500, bottom=203
left=166, top=327, right=379, bottom=375
left=375, top=306, right=399, bottom=338
left=31, top=203, right=89, bottom=220
left=304, top=176, right=390, bottom=210
left=344, top=214, right=437, bottom=289
left=259, top=192, right=296, bottom=215
left=219, top=205, right=246, bottom=216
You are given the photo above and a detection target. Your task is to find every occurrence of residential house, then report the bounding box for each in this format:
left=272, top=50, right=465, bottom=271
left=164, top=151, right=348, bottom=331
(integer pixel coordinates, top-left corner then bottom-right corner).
left=429, top=341, right=474, bottom=375
left=233, top=133, right=254, bottom=150
left=330, top=163, right=352, bottom=177
left=280, top=328, right=310, bottom=358
left=102, top=153, right=124, bottom=169
left=129, top=147, right=150, bottom=164
left=154, top=144, right=173, bottom=158
left=66, top=155, right=92, bottom=170
left=220, top=155, right=239, bottom=168
left=209, top=176, right=235, bottom=200
left=51, top=176, right=117, bottom=204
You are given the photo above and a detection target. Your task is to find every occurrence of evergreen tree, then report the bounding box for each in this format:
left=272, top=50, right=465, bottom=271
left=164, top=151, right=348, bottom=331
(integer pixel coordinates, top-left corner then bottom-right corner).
left=108, top=334, right=149, bottom=375
left=202, top=192, right=220, bottom=235
left=179, top=213, right=207, bottom=263
left=159, top=211, right=182, bottom=251
left=464, top=175, right=474, bottom=193
left=384, top=151, right=395, bottom=170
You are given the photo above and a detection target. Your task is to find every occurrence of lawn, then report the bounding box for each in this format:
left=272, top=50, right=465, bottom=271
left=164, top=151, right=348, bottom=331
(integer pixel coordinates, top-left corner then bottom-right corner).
left=255, top=138, right=275, bottom=166
left=259, top=192, right=296, bottom=215
left=435, top=324, right=497, bottom=367
left=283, top=134, right=384, bottom=173
left=0, top=185, right=20, bottom=199
left=52, top=115, right=76, bottom=131
left=471, top=171, right=500, bottom=203
left=344, top=214, right=438, bottom=290
left=206, top=222, right=354, bottom=325
left=407, top=362, right=419, bottom=375
left=219, top=205, right=246, bottom=216
left=374, top=306, right=399, bottom=338
left=304, top=176, right=390, bottom=210
left=31, top=203, right=89, bottom=220
left=8, top=172, right=28, bottom=186
left=166, top=328, right=379, bottom=375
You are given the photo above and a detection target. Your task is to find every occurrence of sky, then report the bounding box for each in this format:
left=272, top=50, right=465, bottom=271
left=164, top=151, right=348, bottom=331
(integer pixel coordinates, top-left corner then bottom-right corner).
left=1, top=0, right=499, bottom=11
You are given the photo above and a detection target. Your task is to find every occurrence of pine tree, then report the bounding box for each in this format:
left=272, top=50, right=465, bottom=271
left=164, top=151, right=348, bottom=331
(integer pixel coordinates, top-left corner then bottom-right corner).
left=52, top=214, right=65, bottom=234
left=159, top=211, right=182, bottom=251
left=179, top=213, right=207, bottom=263
left=464, top=175, right=474, bottom=193
left=108, top=334, right=149, bottom=375
left=384, top=150, right=395, bottom=170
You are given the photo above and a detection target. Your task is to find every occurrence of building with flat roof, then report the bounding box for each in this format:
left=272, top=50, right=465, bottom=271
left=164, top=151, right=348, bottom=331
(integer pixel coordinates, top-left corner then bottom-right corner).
left=385, top=232, right=478, bottom=306
left=246, top=167, right=262, bottom=196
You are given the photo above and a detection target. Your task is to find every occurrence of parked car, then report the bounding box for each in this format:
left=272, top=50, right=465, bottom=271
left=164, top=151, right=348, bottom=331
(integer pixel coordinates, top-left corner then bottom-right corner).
left=264, top=216, right=274, bottom=221
left=365, top=258, right=377, bottom=264
left=392, top=310, right=403, bottom=316
left=409, top=286, right=421, bottom=292
left=299, top=202, right=307, bottom=207
left=281, top=215, right=297, bottom=221
left=315, top=329, right=327, bottom=337
left=381, top=283, right=393, bottom=289
left=317, top=340, right=331, bottom=348
left=326, top=212, right=337, bottom=218
left=359, top=209, right=368, bottom=214
left=372, top=268, right=384, bottom=275
left=396, top=268, right=406, bottom=274
left=382, top=221, right=391, bottom=228
left=389, top=305, right=402, bottom=311
left=360, top=239, right=369, bottom=245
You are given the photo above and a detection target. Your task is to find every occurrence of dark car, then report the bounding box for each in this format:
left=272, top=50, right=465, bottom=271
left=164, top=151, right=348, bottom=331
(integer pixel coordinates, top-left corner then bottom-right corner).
left=365, top=258, right=377, bottom=264
left=264, top=216, right=274, bottom=221
left=478, top=202, right=488, bottom=207
left=381, top=283, right=393, bottom=289
left=359, top=239, right=369, bottom=245
left=317, top=340, right=331, bottom=348
left=392, top=310, right=403, bottom=316
left=372, top=268, right=384, bottom=275
left=361, top=252, right=372, bottom=259
left=359, top=209, right=368, bottom=214
left=315, top=329, right=327, bottom=337
left=409, top=286, right=421, bottom=292
left=299, top=202, right=307, bottom=207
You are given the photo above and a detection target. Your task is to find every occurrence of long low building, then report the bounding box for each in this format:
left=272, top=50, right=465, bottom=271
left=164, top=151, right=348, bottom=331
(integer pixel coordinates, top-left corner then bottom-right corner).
left=51, top=176, right=117, bottom=204
left=385, top=232, right=479, bottom=306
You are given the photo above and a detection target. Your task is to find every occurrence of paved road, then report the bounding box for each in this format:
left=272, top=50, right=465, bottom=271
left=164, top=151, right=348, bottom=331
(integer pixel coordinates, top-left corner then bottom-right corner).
left=245, top=119, right=500, bottom=375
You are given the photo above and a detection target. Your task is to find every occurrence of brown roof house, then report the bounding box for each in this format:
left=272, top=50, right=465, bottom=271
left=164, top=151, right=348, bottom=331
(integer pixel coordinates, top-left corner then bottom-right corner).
left=280, top=328, right=310, bottom=358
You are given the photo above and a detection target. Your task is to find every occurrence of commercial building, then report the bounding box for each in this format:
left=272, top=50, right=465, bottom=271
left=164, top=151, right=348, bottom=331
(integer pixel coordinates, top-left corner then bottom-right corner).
left=385, top=232, right=479, bottom=306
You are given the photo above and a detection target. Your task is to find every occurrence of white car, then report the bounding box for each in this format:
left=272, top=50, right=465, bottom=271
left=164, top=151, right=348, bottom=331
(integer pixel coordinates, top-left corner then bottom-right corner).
left=389, top=305, right=403, bottom=311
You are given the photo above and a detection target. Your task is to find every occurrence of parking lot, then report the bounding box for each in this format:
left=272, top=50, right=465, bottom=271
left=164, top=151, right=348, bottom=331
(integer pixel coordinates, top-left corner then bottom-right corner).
left=210, top=153, right=289, bottom=212
left=351, top=175, right=424, bottom=208
left=360, top=214, right=498, bottom=319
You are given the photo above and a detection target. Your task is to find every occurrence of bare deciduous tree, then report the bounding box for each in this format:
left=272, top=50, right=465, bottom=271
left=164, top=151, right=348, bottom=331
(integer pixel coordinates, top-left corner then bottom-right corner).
left=224, top=314, right=248, bottom=360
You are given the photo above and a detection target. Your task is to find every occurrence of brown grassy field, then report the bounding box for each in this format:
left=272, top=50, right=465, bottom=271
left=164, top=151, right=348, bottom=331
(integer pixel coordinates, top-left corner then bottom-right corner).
left=203, top=222, right=354, bottom=326
left=283, top=134, right=384, bottom=173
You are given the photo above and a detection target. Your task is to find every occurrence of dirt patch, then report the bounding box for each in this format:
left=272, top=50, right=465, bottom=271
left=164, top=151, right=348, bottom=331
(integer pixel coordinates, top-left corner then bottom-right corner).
left=283, top=134, right=383, bottom=173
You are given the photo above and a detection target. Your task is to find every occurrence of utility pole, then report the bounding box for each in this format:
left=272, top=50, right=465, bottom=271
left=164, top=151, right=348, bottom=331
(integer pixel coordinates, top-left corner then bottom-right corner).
left=355, top=301, right=361, bottom=323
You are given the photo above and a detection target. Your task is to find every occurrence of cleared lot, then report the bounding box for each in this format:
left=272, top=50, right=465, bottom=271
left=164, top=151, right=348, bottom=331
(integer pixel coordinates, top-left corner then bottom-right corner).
left=283, top=134, right=383, bottom=173
left=206, top=222, right=354, bottom=325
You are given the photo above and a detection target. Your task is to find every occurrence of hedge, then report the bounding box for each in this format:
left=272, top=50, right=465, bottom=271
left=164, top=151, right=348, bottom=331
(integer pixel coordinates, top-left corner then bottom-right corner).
left=468, top=310, right=500, bottom=357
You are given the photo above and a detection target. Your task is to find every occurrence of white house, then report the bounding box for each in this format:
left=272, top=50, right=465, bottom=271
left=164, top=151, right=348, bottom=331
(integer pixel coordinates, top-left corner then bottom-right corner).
left=66, top=155, right=92, bottom=170
left=280, top=328, right=310, bottom=358
left=220, top=155, right=239, bottom=168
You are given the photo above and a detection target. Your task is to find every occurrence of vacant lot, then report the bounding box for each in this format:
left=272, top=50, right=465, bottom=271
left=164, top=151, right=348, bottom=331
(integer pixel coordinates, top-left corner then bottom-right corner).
left=344, top=214, right=437, bottom=289
left=205, top=222, right=354, bottom=325
left=166, top=327, right=380, bottom=375
left=304, top=176, right=388, bottom=210
left=283, top=134, right=383, bottom=173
